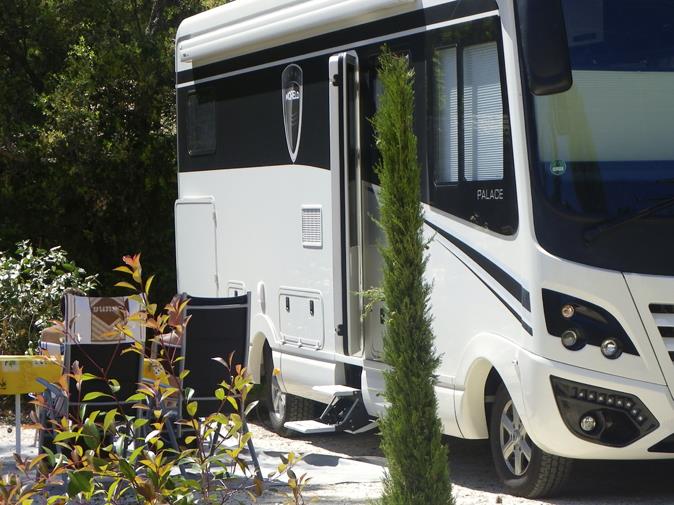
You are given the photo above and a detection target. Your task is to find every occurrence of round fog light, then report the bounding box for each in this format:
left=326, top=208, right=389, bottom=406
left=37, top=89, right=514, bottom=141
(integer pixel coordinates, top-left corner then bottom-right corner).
left=561, top=329, right=580, bottom=349
left=580, top=415, right=597, bottom=433
left=601, top=338, right=622, bottom=359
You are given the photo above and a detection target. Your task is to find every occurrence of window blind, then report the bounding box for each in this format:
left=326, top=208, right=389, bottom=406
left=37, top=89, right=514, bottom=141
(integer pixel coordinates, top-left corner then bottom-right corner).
left=435, top=47, right=459, bottom=183
left=463, top=42, right=503, bottom=181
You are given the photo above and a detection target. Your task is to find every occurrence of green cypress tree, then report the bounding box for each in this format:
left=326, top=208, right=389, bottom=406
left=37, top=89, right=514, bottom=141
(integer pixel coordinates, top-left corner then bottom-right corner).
left=373, top=48, right=454, bottom=505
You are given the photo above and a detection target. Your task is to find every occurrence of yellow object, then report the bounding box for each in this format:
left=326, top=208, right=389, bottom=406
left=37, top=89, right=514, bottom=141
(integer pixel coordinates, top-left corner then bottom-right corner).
left=0, top=355, right=170, bottom=396
left=0, top=355, right=62, bottom=395
left=142, top=358, right=170, bottom=384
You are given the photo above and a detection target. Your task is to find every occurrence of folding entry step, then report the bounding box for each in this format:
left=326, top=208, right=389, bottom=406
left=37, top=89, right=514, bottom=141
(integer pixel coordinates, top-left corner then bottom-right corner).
left=284, top=385, right=375, bottom=435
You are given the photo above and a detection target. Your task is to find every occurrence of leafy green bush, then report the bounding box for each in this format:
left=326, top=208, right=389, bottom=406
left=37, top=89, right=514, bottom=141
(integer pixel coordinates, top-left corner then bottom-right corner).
left=0, top=240, right=98, bottom=355
left=373, top=48, right=453, bottom=505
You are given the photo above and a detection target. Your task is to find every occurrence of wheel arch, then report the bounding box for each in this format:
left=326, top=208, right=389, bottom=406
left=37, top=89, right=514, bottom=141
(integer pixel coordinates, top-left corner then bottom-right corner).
left=454, top=333, right=523, bottom=439
left=248, top=313, right=279, bottom=383
left=458, top=357, right=495, bottom=438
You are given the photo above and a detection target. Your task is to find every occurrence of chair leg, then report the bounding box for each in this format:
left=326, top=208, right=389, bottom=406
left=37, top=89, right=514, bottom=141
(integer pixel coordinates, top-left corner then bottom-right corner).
left=209, top=422, right=222, bottom=458
left=241, top=417, right=262, bottom=480
left=158, top=400, right=187, bottom=478
left=37, top=391, right=57, bottom=458
left=121, top=419, right=133, bottom=458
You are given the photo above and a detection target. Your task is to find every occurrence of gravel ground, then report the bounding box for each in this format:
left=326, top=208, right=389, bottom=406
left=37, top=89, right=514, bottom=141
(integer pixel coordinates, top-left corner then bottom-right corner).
left=247, top=422, right=674, bottom=505
left=2, top=419, right=674, bottom=504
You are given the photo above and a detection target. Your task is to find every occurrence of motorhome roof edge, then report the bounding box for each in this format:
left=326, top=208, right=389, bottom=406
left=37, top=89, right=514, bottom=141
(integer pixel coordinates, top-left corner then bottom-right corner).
left=175, top=0, right=416, bottom=72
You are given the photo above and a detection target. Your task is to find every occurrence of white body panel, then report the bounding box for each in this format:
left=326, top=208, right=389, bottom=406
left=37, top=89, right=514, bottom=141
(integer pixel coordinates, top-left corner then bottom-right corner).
left=179, top=166, right=339, bottom=402
left=175, top=0, right=674, bottom=461
left=175, top=197, right=219, bottom=297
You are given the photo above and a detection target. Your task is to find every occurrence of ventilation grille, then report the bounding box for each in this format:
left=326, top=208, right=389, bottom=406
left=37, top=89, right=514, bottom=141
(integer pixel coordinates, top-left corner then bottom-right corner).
left=650, top=304, right=674, bottom=360
left=301, top=206, right=322, bottom=248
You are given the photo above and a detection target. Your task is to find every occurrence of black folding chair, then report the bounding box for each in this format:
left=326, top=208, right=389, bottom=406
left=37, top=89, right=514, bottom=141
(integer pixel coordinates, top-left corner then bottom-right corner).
left=162, top=293, right=260, bottom=476
left=179, top=293, right=251, bottom=416
left=38, top=294, right=144, bottom=456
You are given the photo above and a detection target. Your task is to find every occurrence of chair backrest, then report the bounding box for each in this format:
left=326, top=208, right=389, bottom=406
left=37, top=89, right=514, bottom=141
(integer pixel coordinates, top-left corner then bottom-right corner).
left=64, top=294, right=144, bottom=344
left=62, top=295, right=144, bottom=412
left=67, top=342, right=141, bottom=408
left=180, top=293, right=251, bottom=415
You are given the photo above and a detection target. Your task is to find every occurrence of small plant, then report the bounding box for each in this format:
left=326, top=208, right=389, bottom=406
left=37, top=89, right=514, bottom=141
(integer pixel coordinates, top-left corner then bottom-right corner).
left=271, top=452, right=311, bottom=505
left=372, top=48, right=454, bottom=505
left=0, top=240, right=97, bottom=355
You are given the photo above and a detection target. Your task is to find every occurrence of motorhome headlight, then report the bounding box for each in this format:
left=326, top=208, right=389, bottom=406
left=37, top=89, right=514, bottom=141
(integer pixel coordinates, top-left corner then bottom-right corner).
left=561, top=304, right=575, bottom=319
left=560, top=328, right=583, bottom=350
left=601, top=338, right=622, bottom=359
left=543, top=290, right=638, bottom=357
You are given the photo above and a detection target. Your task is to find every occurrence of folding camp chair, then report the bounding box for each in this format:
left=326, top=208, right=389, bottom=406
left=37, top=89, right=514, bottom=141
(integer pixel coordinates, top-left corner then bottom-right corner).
left=179, top=293, right=251, bottom=416
left=38, top=294, right=144, bottom=455
left=156, top=293, right=260, bottom=475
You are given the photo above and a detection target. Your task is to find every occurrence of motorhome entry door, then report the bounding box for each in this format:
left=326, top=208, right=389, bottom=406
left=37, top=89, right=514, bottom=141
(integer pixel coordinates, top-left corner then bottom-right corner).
left=329, top=51, right=363, bottom=357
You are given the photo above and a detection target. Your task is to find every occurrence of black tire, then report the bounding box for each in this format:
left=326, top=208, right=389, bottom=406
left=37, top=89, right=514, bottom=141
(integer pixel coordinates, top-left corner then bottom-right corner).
left=263, top=345, right=316, bottom=437
left=489, top=384, right=572, bottom=498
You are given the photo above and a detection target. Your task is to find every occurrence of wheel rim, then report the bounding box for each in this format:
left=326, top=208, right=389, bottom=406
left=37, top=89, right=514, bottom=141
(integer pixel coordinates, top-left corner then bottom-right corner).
left=499, top=399, right=533, bottom=477
left=270, top=373, right=286, bottom=421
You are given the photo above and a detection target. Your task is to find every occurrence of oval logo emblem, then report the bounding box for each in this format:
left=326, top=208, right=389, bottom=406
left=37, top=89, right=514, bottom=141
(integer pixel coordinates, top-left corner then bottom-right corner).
left=550, top=160, right=567, bottom=176
left=282, top=64, right=303, bottom=163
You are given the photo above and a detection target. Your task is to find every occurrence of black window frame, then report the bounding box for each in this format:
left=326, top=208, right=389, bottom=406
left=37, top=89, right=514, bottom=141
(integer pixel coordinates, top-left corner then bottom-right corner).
left=426, top=16, right=518, bottom=236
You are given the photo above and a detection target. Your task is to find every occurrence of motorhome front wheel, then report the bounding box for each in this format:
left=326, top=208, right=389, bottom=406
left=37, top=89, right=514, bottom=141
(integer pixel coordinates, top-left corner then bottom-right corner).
left=489, top=385, right=572, bottom=498
left=263, top=345, right=315, bottom=437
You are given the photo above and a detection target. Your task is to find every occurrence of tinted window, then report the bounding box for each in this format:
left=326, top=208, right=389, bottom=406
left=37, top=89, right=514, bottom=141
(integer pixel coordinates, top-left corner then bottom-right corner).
left=532, top=0, right=674, bottom=218
left=524, top=0, right=674, bottom=275
left=428, top=17, right=517, bottom=235
left=187, top=88, right=216, bottom=156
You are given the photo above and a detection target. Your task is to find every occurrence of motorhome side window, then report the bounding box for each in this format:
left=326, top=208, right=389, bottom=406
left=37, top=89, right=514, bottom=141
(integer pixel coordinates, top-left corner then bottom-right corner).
left=186, top=88, right=216, bottom=156
left=428, top=17, right=517, bottom=235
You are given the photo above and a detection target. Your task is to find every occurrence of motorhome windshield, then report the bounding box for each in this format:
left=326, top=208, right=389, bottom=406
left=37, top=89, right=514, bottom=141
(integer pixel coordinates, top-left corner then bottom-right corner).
left=527, top=0, right=674, bottom=275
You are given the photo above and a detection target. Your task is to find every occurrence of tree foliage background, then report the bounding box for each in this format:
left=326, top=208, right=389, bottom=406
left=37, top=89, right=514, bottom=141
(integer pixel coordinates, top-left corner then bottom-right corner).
left=0, top=0, right=223, bottom=303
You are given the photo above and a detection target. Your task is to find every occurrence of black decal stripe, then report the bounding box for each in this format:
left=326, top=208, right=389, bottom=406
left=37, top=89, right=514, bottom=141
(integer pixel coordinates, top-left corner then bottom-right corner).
left=424, top=219, right=531, bottom=312
left=366, top=186, right=530, bottom=333
left=432, top=226, right=533, bottom=335
left=176, top=0, right=498, bottom=85
left=521, top=321, right=533, bottom=336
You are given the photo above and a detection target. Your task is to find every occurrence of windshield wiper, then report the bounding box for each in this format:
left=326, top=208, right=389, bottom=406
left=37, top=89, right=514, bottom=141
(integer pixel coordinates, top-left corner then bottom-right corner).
left=583, top=195, right=674, bottom=244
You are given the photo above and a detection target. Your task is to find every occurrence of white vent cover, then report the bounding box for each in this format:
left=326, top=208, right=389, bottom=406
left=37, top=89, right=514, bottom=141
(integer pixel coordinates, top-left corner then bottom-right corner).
left=301, top=205, right=322, bottom=248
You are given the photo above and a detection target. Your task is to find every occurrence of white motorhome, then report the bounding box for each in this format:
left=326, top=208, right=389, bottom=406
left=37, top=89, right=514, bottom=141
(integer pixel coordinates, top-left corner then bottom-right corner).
left=174, top=0, right=674, bottom=497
